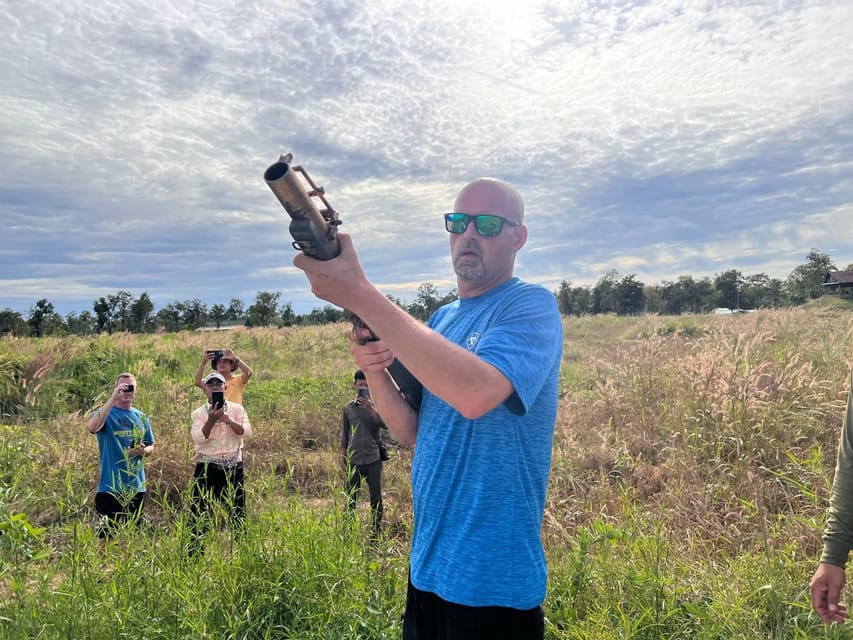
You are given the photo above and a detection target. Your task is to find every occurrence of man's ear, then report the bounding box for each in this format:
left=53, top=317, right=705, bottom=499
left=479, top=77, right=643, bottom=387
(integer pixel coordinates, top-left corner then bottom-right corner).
left=513, top=224, right=528, bottom=251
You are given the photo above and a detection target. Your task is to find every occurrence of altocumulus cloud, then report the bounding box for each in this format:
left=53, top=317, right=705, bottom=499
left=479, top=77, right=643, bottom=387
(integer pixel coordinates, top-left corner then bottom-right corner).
left=0, top=0, right=851, bottom=315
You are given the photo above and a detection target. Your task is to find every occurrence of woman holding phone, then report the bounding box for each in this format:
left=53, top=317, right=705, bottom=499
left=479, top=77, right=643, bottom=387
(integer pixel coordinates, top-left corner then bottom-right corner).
left=187, top=372, right=252, bottom=555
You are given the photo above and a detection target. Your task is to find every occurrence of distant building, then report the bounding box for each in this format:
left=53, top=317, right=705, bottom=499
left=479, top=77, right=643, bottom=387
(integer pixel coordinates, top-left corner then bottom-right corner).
left=712, top=308, right=753, bottom=315
left=822, top=271, right=853, bottom=298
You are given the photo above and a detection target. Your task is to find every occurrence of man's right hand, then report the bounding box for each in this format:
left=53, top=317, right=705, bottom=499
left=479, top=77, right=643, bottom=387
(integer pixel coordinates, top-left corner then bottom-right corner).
left=110, top=382, right=129, bottom=401
left=811, top=562, right=850, bottom=624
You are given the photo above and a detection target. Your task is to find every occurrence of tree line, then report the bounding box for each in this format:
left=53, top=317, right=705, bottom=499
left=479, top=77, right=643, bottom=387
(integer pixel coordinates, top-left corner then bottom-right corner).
left=2, top=249, right=850, bottom=338
left=1, top=283, right=459, bottom=338
left=557, top=248, right=850, bottom=317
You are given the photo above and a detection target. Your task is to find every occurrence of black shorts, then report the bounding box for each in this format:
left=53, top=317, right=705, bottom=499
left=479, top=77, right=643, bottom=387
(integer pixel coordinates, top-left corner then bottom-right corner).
left=402, top=576, right=544, bottom=640
left=94, top=491, right=145, bottom=538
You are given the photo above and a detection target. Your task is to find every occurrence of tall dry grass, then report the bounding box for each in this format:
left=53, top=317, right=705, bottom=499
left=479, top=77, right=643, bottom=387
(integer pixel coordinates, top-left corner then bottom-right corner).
left=548, top=308, right=853, bottom=560
left=3, top=307, right=853, bottom=638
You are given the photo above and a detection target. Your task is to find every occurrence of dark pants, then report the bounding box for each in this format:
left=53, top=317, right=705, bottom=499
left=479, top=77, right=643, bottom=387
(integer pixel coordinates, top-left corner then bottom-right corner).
left=187, top=462, right=245, bottom=555
left=403, top=577, right=545, bottom=640
left=345, top=459, right=383, bottom=535
left=94, top=491, right=145, bottom=538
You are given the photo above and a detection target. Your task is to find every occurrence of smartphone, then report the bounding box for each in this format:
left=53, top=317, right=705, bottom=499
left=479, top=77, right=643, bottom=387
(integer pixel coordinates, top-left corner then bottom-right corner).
left=357, top=388, right=369, bottom=399
left=211, top=390, right=225, bottom=409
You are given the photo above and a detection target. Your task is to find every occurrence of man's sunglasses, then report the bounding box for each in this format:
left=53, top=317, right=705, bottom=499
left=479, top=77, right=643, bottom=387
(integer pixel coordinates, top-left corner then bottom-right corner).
left=444, top=213, right=520, bottom=237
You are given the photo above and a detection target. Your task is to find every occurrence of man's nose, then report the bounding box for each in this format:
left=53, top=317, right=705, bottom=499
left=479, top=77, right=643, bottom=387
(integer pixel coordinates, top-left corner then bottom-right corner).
left=461, top=219, right=480, bottom=238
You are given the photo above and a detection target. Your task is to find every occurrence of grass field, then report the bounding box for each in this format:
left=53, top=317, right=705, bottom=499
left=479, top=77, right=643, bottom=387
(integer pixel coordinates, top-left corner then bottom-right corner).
left=2, top=304, right=853, bottom=638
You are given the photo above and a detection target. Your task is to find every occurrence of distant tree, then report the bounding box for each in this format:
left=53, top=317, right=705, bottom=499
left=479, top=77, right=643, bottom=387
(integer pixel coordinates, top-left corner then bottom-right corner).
left=762, top=276, right=785, bottom=309
left=593, top=271, right=645, bottom=315
left=643, top=285, right=664, bottom=314
left=554, top=281, right=593, bottom=316
left=573, top=285, right=594, bottom=316
left=209, top=304, right=228, bottom=329
left=156, top=304, right=182, bottom=332
left=555, top=280, right=572, bottom=316
left=303, top=305, right=346, bottom=325
left=658, top=279, right=681, bottom=315
left=304, top=307, right=326, bottom=325
left=592, top=271, right=620, bottom=314
left=280, top=302, right=297, bottom=327
left=93, top=297, right=112, bottom=334
left=659, top=275, right=716, bottom=315
left=408, top=282, right=442, bottom=321
left=785, top=248, right=835, bottom=304
left=92, top=292, right=130, bottom=334
left=177, top=299, right=208, bottom=330
left=65, top=310, right=96, bottom=335
left=321, top=305, right=345, bottom=323
left=741, top=273, right=783, bottom=309
left=130, top=292, right=155, bottom=333
left=614, top=274, right=645, bottom=315
left=227, top=298, right=245, bottom=321
left=110, top=291, right=134, bottom=332
left=246, top=291, right=281, bottom=327
left=0, top=309, right=28, bottom=336
left=714, top=269, right=743, bottom=310
left=27, top=299, right=63, bottom=337
left=27, top=298, right=56, bottom=338
left=692, top=277, right=717, bottom=313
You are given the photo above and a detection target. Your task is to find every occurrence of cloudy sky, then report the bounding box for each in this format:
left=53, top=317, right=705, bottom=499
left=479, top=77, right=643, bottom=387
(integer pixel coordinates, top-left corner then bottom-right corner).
left=2, top=0, right=852, bottom=317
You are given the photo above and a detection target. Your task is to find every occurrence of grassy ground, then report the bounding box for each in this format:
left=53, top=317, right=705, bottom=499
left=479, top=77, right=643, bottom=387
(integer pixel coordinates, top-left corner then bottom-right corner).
left=2, top=308, right=853, bottom=638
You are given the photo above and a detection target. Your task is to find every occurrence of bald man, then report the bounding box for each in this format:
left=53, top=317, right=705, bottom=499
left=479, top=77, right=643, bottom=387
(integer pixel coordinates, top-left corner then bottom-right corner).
left=294, top=178, right=563, bottom=639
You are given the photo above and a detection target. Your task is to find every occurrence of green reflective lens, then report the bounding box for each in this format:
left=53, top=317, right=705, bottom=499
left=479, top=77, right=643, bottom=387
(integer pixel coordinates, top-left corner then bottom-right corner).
left=445, top=213, right=469, bottom=234
left=474, top=215, right=503, bottom=236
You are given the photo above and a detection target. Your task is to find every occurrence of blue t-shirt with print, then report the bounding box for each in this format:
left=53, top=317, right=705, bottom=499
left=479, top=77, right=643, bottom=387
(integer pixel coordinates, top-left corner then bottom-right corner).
left=93, top=406, right=155, bottom=494
left=410, top=277, right=563, bottom=609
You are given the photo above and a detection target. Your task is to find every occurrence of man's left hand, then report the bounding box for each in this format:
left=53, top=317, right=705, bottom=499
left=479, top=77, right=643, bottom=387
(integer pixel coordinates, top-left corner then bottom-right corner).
left=811, top=562, right=850, bottom=624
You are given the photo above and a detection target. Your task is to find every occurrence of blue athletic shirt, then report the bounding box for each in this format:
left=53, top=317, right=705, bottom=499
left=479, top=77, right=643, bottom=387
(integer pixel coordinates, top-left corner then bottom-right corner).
left=92, top=406, right=155, bottom=494
left=410, top=277, right=563, bottom=609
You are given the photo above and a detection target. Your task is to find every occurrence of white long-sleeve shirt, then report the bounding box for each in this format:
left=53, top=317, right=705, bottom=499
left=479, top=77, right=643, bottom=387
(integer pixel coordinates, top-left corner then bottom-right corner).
left=190, top=401, right=252, bottom=466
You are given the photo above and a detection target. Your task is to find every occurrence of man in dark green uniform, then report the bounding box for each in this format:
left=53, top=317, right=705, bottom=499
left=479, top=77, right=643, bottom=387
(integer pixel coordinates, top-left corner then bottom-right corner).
left=341, top=369, right=387, bottom=537
left=811, top=370, right=853, bottom=624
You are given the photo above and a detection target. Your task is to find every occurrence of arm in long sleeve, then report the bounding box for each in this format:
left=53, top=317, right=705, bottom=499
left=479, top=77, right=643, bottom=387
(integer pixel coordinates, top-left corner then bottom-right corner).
left=821, top=371, right=853, bottom=567
left=190, top=407, right=212, bottom=445
left=227, top=405, right=251, bottom=437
